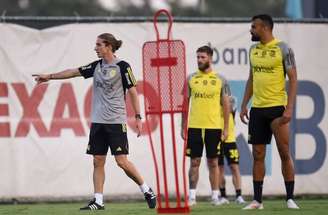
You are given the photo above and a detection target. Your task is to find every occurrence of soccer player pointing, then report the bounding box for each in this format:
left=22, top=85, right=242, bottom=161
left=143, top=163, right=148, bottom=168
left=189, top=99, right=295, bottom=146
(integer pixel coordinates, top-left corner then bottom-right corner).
left=33, top=33, right=156, bottom=210
left=240, top=15, right=299, bottom=209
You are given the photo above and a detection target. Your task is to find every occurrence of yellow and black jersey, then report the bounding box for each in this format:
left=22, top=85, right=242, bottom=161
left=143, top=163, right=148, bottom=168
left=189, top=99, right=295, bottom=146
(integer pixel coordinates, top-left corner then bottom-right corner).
left=220, top=96, right=237, bottom=143
left=187, top=70, right=230, bottom=129
left=249, top=38, right=296, bottom=108
left=223, top=112, right=236, bottom=143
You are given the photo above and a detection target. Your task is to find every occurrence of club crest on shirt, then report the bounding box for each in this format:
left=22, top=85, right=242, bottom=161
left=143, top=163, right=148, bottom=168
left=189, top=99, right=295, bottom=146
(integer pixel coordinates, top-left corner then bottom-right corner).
left=109, top=69, right=117, bottom=78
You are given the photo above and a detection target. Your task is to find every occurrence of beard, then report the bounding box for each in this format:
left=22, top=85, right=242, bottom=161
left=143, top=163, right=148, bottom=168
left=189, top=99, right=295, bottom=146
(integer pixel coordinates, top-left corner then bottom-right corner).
left=251, top=33, right=260, bottom=41
left=198, top=61, right=210, bottom=71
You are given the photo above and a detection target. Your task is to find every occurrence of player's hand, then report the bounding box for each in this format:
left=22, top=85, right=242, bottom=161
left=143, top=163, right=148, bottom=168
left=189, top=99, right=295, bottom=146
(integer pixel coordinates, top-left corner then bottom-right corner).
left=280, top=107, right=292, bottom=124
left=135, top=118, right=142, bottom=137
left=240, top=106, right=249, bottom=124
left=181, top=123, right=186, bottom=140
left=222, top=129, right=228, bottom=142
left=32, top=74, right=51, bottom=84
left=181, top=128, right=186, bottom=140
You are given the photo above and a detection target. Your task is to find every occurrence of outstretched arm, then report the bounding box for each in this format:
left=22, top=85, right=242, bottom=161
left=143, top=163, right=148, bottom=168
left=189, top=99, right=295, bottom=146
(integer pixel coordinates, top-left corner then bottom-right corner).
left=32, top=68, right=81, bottom=84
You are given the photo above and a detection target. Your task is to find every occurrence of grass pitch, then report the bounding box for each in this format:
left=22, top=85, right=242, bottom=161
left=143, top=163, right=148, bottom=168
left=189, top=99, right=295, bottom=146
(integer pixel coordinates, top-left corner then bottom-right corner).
left=0, top=199, right=327, bottom=215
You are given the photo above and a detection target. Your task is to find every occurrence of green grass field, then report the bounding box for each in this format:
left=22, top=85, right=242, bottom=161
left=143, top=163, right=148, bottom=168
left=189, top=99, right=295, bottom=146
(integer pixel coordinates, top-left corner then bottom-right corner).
left=0, top=199, right=327, bottom=215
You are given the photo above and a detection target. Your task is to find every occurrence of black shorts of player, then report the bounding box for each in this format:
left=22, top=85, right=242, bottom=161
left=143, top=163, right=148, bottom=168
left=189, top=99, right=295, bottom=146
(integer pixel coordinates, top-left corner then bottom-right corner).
left=86, top=123, right=129, bottom=156
left=186, top=128, right=221, bottom=158
left=248, top=106, right=285, bottom=145
left=218, top=142, right=240, bottom=165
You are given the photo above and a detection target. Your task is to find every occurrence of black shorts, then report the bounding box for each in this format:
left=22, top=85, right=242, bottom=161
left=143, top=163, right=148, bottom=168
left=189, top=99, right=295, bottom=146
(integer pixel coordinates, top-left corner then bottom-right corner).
left=218, top=142, right=240, bottom=165
left=186, top=128, right=221, bottom=158
left=86, top=123, right=129, bottom=155
left=248, top=106, right=285, bottom=145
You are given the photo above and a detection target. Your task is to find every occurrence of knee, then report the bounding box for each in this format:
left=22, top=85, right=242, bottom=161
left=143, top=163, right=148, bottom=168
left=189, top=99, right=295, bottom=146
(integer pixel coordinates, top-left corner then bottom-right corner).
left=207, top=159, right=218, bottom=169
left=190, top=158, right=201, bottom=168
left=253, top=150, right=265, bottom=162
left=116, top=158, right=129, bottom=170
left=230, top=164, right=239, bottom=174
left=93, top=156, right=106, bottom=168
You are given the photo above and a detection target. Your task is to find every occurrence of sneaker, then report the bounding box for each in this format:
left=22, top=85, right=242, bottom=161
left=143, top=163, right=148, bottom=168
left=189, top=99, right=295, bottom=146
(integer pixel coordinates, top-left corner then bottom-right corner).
left=188, top=199, right=197, bottom=206
left=211, top=198, right=223, bottom=206
left=144, top=188, right=156, bottom=209
left=235, top=196, right=246, bottom=204
left=242, top=200, right=263, bottom=210
left=80, top=198, right=105, bottom=210
left=287, top=199, right=300, bottom=209
left=220, top=197, right=230, bottom=205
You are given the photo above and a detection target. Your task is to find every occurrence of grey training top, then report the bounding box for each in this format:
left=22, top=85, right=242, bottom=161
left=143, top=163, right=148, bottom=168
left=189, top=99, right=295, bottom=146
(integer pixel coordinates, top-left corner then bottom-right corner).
left=79, top=58, right=137, bottom=124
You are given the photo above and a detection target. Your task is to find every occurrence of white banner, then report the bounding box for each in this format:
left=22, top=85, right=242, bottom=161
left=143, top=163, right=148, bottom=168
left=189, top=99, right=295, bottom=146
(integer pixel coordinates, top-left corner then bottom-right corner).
left=0, top=22, right=327, bottom=199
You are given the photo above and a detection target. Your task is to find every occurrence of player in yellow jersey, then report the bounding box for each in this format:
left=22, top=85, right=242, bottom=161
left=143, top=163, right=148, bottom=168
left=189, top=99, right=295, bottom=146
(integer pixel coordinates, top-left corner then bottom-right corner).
left=240, top=14, right=299, bottom=210
left=181, top=45, right=230, bottom=206
left=218, top=96, right=246, bottom=205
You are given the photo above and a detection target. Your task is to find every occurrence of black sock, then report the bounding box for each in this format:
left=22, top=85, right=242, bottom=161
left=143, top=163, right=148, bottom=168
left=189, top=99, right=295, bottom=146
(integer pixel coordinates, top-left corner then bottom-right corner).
left=236, top=189, right=241, bottom=198
left=220, top=188, right=226, bottom=198
left=253, top=181, right=263, bottom=203
left=285, top=181, right=294, bottom=200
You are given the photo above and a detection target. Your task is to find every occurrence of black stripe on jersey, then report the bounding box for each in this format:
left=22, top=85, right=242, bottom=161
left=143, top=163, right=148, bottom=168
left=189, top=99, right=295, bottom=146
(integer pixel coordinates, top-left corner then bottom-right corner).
left=79, top=60, right=101, bottom=79
left=117, top=61, right=136, bottom=95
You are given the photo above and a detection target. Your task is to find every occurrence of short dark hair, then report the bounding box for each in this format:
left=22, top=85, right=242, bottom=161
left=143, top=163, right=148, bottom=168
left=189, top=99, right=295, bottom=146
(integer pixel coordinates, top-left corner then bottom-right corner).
left=196, top=45, right=213, bottom=56
left=252, top=14, right=274, bottom=30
